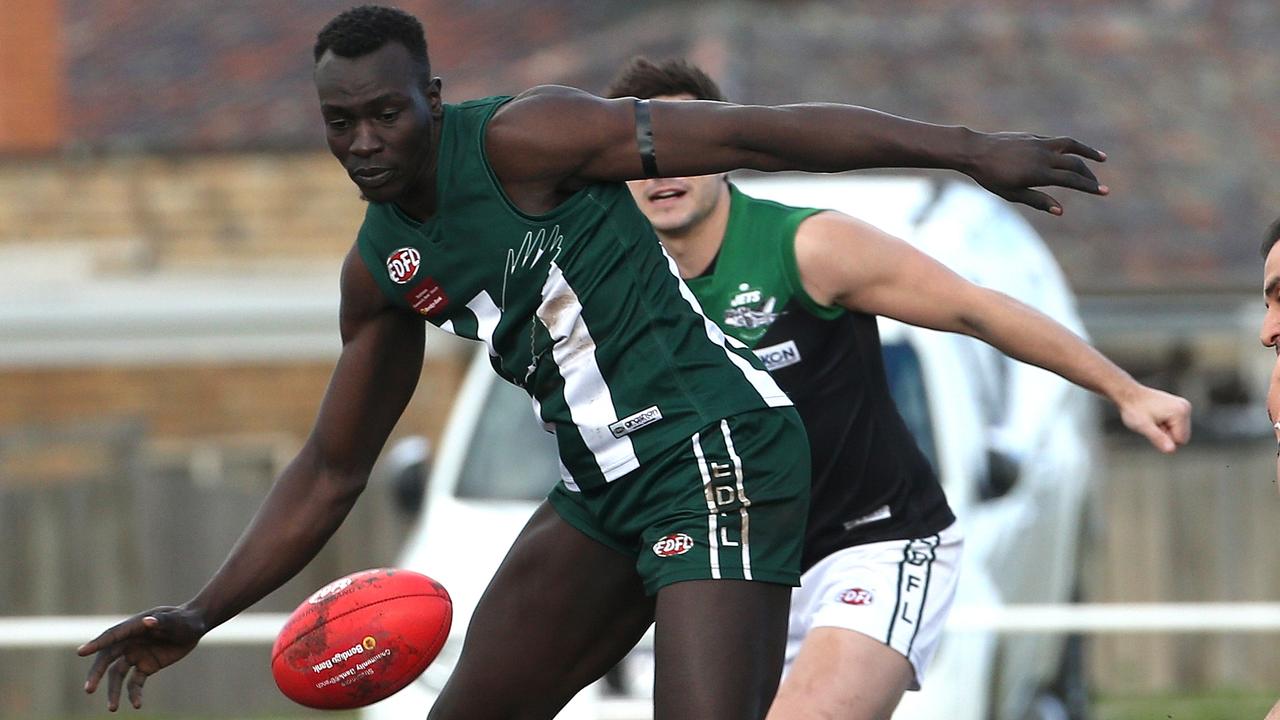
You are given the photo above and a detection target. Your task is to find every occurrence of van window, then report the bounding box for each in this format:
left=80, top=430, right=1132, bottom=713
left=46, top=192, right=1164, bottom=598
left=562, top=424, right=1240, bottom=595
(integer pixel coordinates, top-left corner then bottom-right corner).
left=456, top=381, right=560, bottom=501
left=881, top=342, right=939, bottom=469
left=458, top=342, right=938, bottom=499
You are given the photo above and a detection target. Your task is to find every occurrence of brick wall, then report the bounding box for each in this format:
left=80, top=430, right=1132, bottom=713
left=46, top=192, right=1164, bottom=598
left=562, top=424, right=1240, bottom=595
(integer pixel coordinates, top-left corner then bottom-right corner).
left=32, top=0, right=1279, bottom=290
left=0, top=153, right=361, bottom=268
left=0, top=358, right=467, bottom=480
left=0, top=1, right=62, bottom=153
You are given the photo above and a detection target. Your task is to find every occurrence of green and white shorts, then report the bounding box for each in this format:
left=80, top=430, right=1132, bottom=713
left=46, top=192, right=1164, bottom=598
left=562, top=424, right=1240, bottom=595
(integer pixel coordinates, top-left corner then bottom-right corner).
left=549, top=407, right=811, bottom=595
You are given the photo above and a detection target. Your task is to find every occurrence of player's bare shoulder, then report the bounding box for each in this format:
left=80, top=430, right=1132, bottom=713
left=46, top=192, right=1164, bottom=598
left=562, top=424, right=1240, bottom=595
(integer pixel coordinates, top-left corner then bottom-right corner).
left=792, top=210, right=888, bottom=306
left=338, top=242, right=401, bottom=341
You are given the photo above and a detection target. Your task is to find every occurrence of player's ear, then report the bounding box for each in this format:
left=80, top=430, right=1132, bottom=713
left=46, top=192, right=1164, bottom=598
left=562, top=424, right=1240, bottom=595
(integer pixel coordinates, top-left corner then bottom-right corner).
left=424, top=77, right=443, bottom=116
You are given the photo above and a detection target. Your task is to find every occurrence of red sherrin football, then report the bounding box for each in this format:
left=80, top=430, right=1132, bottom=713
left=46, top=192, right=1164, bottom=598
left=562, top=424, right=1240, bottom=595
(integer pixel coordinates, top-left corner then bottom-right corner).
left=271, top=568, right=451, bottom=709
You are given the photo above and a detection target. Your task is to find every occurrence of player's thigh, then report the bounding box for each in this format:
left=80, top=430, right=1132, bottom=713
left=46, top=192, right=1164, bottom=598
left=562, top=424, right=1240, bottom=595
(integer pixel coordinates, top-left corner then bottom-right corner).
left=430, top=501, right=654, bottom=720
left=768, top=627, right=913, bottom=720
left=652, top=578, right=792, bottom=720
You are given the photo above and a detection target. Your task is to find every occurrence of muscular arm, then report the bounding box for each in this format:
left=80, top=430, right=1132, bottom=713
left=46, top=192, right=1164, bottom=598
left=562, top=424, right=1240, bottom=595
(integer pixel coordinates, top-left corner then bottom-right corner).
left=793, top=211, right=1191, bottom=452
left=487, top=85, right=1105, bottom=215
left=187, top=247, right=426, bottom=627
left=79, top=246, right=426, bottom=709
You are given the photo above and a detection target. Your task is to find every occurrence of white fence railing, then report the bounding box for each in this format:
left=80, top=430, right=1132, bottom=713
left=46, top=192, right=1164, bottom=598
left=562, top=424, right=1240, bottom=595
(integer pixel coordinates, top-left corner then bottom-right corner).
left=5, top=603, right=1280, bottom=649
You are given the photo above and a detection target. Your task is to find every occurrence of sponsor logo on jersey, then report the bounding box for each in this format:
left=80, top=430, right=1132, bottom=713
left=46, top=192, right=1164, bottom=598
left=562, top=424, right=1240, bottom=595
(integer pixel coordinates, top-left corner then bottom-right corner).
left=405, top=277, right=449, bottom=316
left=609, top=405, right=664, bottom=438
left=842, top=504, right=892, bottom=531
left=838, top=587, right=874, bottom=606
left=386, top=247, right=422, bottom=284
left=652, top=532, right=695, bottom=557
left=307, top=577, right=353, bottom=604
left=754, top=340, right=802, bottom=371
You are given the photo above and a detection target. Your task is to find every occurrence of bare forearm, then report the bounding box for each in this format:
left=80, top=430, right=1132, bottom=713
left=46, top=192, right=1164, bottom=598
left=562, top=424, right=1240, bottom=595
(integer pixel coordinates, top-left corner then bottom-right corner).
left=957, top=294, right=1137, bottom=404
left=729, top=103, right=978, bottom=174
left=185, top=452, right=366, bottom=630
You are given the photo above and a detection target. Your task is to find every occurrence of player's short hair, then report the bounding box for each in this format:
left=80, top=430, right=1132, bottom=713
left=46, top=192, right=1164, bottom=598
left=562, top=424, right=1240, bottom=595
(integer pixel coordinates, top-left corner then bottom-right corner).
left=1263, top=216, right=1280, bottom=259
left=605, top=57, right=725, bottom=102
left=314, top=5, right=430, bottom=75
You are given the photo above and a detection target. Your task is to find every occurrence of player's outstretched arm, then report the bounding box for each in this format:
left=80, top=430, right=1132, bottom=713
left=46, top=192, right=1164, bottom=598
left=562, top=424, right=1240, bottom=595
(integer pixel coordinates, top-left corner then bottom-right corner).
left=487, top=85, right=1106, bottom=215
left=78, top=245, right=427, bottom=710
left=793, top=212, right=1191, bottom=453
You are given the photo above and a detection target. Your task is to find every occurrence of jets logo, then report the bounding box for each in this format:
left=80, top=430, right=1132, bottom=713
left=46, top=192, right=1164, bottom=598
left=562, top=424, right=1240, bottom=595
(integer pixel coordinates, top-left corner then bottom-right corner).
left=724, top=283, right=779, bottom=330
left=386, top=247, right=421, bottom=284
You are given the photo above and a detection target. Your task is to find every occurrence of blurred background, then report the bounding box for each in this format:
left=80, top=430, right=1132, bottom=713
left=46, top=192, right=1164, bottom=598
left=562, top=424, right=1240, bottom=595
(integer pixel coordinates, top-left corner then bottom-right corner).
left=1, top=0, right=1278, bottom=718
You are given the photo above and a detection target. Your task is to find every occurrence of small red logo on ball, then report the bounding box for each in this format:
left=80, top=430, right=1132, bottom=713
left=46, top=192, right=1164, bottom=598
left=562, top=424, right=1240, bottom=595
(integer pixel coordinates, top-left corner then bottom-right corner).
left=838, top=588, right=874, bottom=606
left=386, top=247, right=421, bottom=284
left=652, top=533, right=695, bottom=557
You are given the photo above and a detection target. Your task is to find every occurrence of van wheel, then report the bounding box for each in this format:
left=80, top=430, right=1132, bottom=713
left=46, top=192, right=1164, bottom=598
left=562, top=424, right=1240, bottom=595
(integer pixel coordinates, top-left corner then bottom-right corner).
left=1051, top=633, right=1090, bottom=720
left=1023, top=694, right=1070, bottom=720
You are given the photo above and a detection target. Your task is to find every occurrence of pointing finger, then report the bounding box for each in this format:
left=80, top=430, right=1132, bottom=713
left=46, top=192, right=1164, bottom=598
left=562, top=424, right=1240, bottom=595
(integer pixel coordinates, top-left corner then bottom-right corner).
left=84, top=645, right=124, bottom=693
left=1055, top=137, right=1106, bottom=162
left=79, top=616, right=152, bottom=657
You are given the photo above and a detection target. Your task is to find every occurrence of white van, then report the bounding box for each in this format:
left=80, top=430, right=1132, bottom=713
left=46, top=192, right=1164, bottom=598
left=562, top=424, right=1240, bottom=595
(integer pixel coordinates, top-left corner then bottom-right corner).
left=363, top=175, right=1097, bottom=720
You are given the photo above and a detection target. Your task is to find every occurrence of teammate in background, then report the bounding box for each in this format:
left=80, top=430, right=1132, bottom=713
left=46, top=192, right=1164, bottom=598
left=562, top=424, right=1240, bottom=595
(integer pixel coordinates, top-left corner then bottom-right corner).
left=79, top=6, right=1117, bottom=718
left=606, top=57, right=1191, bottom=720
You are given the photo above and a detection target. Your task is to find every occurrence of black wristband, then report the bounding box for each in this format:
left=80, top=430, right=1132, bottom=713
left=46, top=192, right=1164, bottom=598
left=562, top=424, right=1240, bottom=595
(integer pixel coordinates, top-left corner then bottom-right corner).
left=634, top=99, right=659, bottom=178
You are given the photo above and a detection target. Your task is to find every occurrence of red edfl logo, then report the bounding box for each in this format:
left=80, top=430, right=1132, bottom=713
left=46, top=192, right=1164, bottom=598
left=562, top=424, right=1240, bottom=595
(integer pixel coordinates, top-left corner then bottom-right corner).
left=652, top=533, right=695, bottom=558
left=838, top=588, right=874, bottom=606
left=386, top=247, right=421, bottom=285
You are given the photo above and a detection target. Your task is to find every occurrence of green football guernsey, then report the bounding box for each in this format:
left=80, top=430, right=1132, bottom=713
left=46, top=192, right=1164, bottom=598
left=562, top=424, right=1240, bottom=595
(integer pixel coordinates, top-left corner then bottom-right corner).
left=687, top=184, right=954, bottom=569
left=356, top=97, right=790, bottom=491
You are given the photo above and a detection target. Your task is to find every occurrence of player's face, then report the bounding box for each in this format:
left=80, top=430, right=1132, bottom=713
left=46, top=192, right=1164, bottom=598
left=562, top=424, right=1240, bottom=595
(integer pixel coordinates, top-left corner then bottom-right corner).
left=315, top=42, right=440, bottom=206
left=626, top=93, right=728, bottom=236
left=1261, top=242, right=1280, bottom=354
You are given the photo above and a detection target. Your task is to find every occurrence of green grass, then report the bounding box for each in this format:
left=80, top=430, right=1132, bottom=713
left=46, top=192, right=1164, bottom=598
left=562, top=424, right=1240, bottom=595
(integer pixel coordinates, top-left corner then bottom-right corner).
left=1095, top=690, right=1277, bottom=720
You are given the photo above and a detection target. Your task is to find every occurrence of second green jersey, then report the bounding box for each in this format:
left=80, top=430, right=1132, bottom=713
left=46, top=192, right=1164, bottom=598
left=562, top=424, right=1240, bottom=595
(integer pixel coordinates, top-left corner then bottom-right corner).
left=686, top=184, right=954, bottom=566
left=356, top=97, right=789, bottom=491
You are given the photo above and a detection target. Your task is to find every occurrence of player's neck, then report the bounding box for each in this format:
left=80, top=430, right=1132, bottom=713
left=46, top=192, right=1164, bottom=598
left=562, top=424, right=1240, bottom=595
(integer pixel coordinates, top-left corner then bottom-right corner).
left=657, top=186, right=732, bottom=280
left=393, top=120, right=445, bottom=221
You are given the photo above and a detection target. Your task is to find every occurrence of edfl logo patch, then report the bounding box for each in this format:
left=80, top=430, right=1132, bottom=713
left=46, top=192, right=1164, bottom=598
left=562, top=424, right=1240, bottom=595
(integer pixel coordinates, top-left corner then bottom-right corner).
left=652, top=533, right=695, bottom=557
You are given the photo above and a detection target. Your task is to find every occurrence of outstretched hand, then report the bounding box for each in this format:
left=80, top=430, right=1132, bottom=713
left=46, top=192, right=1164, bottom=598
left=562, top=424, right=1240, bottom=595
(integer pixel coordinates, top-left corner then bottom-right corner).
left=1116, top=385, right=1192, bottom=454
left=78, top=606, right=206, bottom=711
left=963, top=132, right=1109, bottom=215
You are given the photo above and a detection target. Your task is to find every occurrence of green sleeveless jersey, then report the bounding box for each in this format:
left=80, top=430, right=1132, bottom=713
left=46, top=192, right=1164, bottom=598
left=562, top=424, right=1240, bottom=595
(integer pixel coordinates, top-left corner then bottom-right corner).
left=687, top=184, right=953, bottom=566
left=356, top=97, right=789, bottom=491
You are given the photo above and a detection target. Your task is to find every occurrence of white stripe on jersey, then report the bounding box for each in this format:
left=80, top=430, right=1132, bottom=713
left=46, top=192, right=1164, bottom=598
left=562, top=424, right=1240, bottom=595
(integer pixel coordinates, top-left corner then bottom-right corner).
left=719, top=419, right=752, bottom=581
left=656, top=246, right=791, bottom=408
left=530, top=394, right=579, bottom=491
left=536, top=262, right=641, bottom=481
left=692, top=430, right=722, bottom=580
left=467, top=291, right=502, bottom=357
